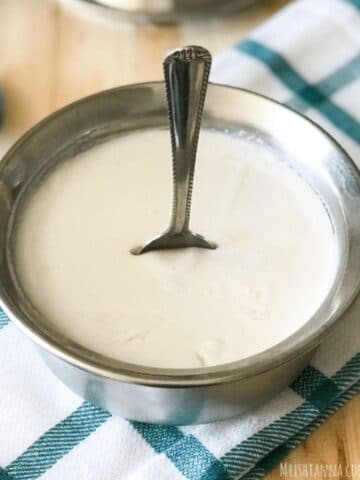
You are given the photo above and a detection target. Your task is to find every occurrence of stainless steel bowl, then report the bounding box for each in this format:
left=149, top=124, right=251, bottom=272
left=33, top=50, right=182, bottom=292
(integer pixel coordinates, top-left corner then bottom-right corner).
left=1, top=82, right=360, bottom=425
left=61, top=0, right=258, bottom=23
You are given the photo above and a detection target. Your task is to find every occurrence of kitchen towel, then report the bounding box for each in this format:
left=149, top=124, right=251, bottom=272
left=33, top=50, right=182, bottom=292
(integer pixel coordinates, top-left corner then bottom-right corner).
left=0, top=0, right=359, bottom=479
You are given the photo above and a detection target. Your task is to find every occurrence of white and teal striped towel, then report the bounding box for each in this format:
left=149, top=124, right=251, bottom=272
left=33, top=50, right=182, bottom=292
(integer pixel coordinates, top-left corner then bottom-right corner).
left=0, top=0, right=359, bottom=478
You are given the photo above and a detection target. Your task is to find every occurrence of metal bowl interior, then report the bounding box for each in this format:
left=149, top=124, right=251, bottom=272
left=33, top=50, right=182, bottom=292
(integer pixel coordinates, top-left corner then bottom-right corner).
left=1, top=82, right=360, bottom=389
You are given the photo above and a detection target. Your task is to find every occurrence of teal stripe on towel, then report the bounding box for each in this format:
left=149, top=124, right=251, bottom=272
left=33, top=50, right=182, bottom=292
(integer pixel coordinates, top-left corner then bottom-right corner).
left=5, top=402, right=110, bottom=480
left=287, top=54, right=360, bottom=112
left=331, top=353, right=360, bottom=388
left=131, top=422, right=229, bottom=480
left=242, top=381, right=360, bottom=480
left=236, top=40, right=360, bottom=143
left=221, top=402, right=318, bottom=479
left=0, top=310, right=9, bottom=329
left=343, top=0, right=360, bottom=10
left=0, top=469, right=14, bottom=480
left=290, top=365, right=341, bottom=411
left=222, top=355, right=360, bottom=479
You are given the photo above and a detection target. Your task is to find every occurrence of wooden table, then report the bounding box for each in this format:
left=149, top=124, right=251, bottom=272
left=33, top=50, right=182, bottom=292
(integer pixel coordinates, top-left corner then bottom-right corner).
left=0, top=1, right=359, bottom=477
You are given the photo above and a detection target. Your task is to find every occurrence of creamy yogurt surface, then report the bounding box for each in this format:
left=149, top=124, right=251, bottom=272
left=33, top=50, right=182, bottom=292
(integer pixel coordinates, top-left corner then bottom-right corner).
left=15, top=128, right=334, bottom=368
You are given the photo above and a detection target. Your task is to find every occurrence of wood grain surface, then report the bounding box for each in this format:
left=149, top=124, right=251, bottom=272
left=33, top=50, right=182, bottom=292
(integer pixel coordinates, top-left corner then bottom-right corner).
left=0, top=1, right=359, bottom=478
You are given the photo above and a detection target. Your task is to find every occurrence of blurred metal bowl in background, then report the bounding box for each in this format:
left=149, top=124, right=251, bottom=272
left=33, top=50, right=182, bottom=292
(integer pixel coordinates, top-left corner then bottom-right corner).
left=60, top=0, right=259, bottom=23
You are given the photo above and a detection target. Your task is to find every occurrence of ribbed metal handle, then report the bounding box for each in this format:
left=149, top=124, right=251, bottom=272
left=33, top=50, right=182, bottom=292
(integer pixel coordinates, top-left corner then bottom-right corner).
left=164, top=46, right=212, bottom=235
left=131, top=45, right=216, bottom=255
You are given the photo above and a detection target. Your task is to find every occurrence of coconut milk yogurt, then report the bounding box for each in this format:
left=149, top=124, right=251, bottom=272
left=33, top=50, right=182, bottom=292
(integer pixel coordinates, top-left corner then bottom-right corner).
left=15, top=128, right=335, bottom=368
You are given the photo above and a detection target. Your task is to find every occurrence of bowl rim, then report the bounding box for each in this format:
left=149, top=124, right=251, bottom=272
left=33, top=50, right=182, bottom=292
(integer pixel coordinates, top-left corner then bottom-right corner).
left=1, top=80, right=360, bottom=387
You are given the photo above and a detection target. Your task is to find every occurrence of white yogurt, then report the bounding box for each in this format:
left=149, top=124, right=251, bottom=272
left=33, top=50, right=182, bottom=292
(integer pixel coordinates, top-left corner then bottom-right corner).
left=15, top=128, right=334, bottom=368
